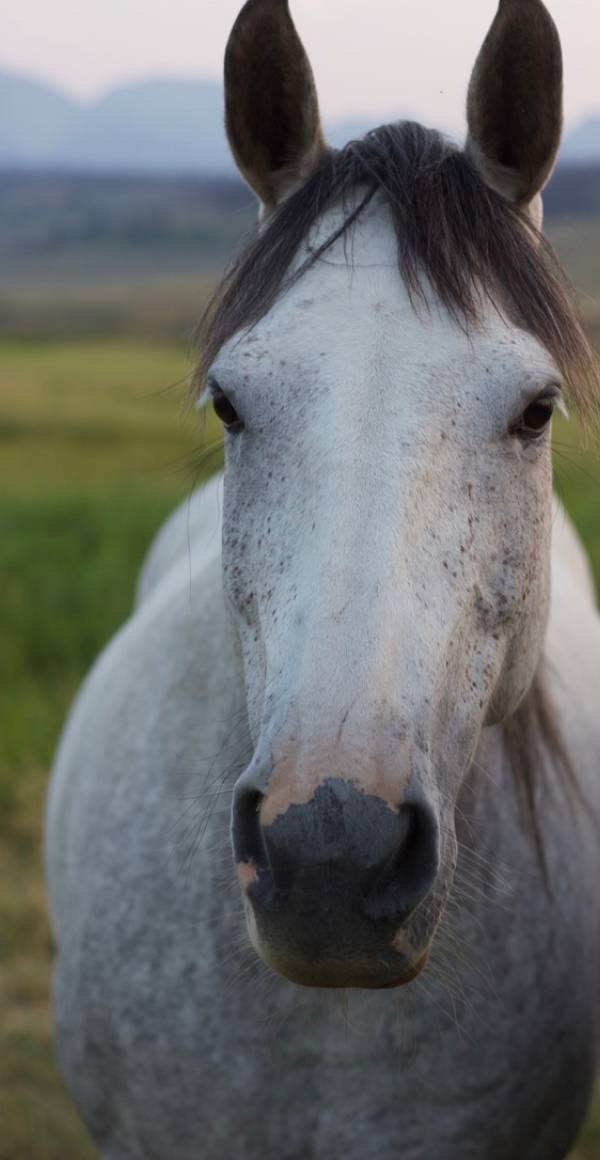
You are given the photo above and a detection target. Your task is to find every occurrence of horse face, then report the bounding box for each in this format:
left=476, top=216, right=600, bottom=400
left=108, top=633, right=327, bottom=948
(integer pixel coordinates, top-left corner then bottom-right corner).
left=211, top=206, right=558, bottom=987
left=212, top=0, right=564, bottom=989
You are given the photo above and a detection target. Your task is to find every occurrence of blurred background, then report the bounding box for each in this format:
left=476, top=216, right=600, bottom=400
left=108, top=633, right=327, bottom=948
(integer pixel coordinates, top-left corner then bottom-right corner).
left=1, top=1, right=599, bottom=1156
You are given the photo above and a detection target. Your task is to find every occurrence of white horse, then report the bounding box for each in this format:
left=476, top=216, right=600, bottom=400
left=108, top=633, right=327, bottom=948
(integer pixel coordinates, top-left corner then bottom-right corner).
left=47, top=1, right=600, bottom=1157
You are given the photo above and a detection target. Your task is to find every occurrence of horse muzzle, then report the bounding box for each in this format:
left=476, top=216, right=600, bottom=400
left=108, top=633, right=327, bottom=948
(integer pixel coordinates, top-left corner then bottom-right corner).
left=232, top=776, right=441, bottom=988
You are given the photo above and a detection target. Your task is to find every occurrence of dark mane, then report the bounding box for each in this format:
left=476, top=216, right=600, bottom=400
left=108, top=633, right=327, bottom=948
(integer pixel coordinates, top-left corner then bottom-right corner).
left=196, top=120, right=600, bottom=419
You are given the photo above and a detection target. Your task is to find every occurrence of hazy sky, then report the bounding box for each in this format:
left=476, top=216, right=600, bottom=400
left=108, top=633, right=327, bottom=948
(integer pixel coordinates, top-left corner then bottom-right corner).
left=3, top=0, right=599, bottom=131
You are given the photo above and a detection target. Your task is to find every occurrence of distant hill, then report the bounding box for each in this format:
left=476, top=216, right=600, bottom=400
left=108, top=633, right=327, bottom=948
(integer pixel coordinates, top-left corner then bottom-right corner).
left=2, top=68, right=600, bottom=174
left=64, top=80, right=232, bottom=173
left=0, top=70, right=233, bottom=173
left=0, top=72, right=78, bottom=167
left=544, top=166, right=600, bottom=218
left=561, top=118, right=600, bottom=165
left=0, top=69, right=376, bottom=175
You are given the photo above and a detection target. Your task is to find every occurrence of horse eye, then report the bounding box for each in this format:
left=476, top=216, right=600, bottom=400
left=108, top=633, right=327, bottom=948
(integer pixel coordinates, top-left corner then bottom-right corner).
left=212, top=388, right=243, bottom=432
left=518, top=398, right=555, bottom=438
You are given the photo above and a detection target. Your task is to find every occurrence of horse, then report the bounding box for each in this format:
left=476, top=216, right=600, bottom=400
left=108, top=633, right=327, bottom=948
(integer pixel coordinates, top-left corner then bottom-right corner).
left=46, top=1, right=600, bottom=1156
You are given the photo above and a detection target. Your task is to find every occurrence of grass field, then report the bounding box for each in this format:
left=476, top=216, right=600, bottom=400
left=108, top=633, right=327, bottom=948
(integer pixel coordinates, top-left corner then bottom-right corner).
left=1, top=335, right=600, bottom=1158
left=0, top=338, right=222, bottom=1158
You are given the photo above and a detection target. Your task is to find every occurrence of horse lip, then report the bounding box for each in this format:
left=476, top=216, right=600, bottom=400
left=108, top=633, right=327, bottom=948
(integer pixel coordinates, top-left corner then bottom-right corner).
left=373, top=951, right=429, bottom=989
left=244, top=908, right=431, bottom=990
left=253, top=953, right=429, bottom=990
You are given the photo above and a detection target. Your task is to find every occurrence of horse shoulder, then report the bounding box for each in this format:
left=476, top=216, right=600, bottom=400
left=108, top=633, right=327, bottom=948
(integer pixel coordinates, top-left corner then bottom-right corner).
left=545, top=498, right=600, bottom=800
left=136, top=475, right=224, bottom=606
left=46, top=544, right=243, bottom=935
left=551, top=496, right=597, bottom=605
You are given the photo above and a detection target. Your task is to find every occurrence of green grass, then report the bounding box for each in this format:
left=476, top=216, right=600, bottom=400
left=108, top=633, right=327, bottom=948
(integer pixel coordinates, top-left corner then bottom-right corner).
left=0, top=337, right=599, bottom=1158
left=0, top=337, right=222, bottom=1157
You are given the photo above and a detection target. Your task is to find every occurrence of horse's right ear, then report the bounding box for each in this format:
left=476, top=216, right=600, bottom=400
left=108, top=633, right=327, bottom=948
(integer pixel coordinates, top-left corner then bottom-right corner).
left=224, top=0, right=328, bottom=213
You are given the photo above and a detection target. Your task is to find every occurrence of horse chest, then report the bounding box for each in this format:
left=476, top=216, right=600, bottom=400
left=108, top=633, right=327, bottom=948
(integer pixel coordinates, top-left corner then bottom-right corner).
left=54, top=806, right=598, bottom=1160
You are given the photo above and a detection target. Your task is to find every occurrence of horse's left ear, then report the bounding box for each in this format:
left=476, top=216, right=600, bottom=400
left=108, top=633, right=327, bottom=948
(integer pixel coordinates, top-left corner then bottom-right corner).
left=224, top=0, right=328, bottom=212
left=466, top=0, right=563, bottom=226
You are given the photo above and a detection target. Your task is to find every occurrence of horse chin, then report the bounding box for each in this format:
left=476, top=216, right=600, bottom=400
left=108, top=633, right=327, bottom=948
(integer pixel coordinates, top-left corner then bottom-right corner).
left=373, top=953, right=429, bottom=989
left=255, top=945, right=429, bottom=990
left=245, top=909, right=430, bottom=990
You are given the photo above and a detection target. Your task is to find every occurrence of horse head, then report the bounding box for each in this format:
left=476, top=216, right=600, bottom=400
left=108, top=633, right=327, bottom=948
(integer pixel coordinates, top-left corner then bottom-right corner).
left=199, top=0, right=595, bottom=988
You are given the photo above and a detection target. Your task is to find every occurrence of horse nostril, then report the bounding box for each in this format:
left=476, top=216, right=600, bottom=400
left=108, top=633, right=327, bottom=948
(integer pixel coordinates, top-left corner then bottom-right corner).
left=368, top=801, right=440, bottom=924
left=232, top=778, right=440, bottom=936
left=232, top=786, right=267, bottom=875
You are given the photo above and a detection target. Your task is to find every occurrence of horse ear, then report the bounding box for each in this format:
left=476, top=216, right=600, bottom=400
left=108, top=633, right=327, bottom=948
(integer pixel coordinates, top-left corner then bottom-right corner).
left=466, top=0, right=563, bottom=222
left=224, top=0, right=327, bottom=212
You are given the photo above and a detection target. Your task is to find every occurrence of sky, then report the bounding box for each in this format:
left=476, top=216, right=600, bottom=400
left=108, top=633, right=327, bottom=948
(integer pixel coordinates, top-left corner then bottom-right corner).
left=2, top=0, right=599, bottom=132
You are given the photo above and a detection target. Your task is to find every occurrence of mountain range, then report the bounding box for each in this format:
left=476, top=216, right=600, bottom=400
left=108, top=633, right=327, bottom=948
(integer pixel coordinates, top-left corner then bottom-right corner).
left=2, top=68, right=599, bottom=174
left=0, top=70, right=379, bottom=175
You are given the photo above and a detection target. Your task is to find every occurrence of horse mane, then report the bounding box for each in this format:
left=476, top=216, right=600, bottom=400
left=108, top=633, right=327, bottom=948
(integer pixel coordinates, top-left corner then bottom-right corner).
left=195, top=120, right=600, bottom=419
left=195, top=120, right=600, bottom=865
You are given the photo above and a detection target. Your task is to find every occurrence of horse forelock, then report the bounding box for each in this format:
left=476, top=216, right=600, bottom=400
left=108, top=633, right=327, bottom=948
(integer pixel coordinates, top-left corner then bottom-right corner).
left=195, top=120, right=600, bottom=424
